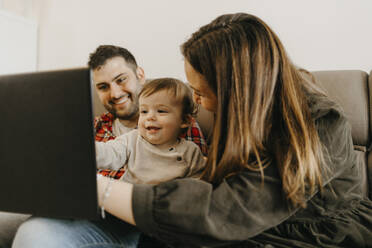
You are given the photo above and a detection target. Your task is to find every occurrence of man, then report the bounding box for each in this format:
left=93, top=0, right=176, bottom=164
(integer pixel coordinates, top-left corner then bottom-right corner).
left=89, top=45, right=208, bottom=179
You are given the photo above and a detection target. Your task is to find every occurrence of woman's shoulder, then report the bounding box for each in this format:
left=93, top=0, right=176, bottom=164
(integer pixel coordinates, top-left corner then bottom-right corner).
left=299, top=70, right=346, bottom=125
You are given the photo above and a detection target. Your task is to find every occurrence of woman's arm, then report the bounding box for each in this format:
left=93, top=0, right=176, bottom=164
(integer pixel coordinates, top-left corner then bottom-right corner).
left=132, top=167, right=295, bottom=246
left=97, top=175, right=136, bottom=225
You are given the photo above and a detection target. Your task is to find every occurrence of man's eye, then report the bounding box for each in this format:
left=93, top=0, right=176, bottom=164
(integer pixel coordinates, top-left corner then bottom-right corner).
left=97, top=85, right=108, bottom=90
left=117, top=77, right=127, bottom=84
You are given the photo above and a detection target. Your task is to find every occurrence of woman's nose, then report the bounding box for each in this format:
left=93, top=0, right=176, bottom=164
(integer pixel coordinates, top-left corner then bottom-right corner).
left=193, top=93, right=201, bottom=105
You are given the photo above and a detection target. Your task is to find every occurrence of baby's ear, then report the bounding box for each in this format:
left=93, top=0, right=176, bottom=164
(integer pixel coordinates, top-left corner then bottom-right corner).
left=180, top=114, right=192, bottom=129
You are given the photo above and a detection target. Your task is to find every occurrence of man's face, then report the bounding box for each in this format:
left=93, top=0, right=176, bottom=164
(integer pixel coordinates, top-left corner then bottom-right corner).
left=93, top=56, right=145, bottom=120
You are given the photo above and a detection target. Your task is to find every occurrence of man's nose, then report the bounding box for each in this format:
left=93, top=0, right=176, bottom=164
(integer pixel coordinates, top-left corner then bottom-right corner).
left=110, top=83, right=123, bottom=99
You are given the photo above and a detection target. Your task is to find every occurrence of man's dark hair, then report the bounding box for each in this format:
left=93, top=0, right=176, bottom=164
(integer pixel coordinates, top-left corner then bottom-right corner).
left=88, top=45, right=138, bottom=71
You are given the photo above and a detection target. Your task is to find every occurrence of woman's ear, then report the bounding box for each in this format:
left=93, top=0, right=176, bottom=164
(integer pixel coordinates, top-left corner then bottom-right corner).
left=180, top=114, right=192, bottom=129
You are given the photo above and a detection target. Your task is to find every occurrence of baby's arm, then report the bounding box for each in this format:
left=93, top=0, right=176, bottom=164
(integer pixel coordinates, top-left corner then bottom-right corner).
left=95, top=134, right=129, bottom=170
left=186, top=146, right=207, bottom=178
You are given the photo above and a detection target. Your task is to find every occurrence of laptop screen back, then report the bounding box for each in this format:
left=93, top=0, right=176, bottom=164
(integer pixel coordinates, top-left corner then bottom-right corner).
left=0, top=68, right=99, bottom=219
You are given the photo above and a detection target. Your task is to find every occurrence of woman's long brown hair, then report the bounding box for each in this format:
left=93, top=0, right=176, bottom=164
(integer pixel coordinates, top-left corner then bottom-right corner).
left=181, top=13, right=326, bottom=208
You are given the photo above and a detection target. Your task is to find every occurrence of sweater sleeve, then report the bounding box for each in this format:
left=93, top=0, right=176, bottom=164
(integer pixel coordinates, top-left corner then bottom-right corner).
left=132, top=99, right=354, bottom=247
left=95, top=132, right=130, bottom=170
left=133, top=168, right=295, bottom=246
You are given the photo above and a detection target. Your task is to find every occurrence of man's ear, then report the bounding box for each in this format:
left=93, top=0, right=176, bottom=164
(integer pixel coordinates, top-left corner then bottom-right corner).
left=180, top=114, right=192, bottom=129
left=136, top=67, right=146, bottom=85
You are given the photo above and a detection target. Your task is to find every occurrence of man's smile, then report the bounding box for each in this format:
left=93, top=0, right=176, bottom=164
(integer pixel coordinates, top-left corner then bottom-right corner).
left=111, top=94, right=130, bottom=106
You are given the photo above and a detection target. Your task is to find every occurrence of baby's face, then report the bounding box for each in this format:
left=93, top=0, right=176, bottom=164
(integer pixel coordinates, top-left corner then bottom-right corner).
left=138, top=90, right=187, bottom=147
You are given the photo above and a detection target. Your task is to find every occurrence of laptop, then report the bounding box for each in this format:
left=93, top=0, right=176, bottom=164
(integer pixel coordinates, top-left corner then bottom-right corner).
left=0, top=68, right=99, bottom=220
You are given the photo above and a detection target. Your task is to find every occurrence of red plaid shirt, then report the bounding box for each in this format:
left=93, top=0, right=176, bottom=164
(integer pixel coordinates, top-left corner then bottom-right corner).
left=95, top=112, right=208, bottom=179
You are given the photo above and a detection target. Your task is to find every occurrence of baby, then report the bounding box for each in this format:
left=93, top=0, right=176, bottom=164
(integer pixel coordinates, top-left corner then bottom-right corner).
left=95, top=77, right=206, bottom=184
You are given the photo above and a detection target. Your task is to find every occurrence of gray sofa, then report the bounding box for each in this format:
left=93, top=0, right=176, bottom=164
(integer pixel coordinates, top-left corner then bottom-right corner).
left=0, top=70, right=371, bottom=248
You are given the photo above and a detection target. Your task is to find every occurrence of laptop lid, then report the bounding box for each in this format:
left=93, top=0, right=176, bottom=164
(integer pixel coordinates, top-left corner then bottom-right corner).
left=0, top=68, right=99, bottom=220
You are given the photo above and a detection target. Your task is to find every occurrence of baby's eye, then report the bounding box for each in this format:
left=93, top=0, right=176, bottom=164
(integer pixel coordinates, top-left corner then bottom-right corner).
left=158, top=109, right=168, bottom=113
left=140, top=110, right=148, bottom=114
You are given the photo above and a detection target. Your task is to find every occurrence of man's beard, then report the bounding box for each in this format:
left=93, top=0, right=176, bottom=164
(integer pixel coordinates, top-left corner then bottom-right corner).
left=105, top=96, right=139, bottom=121
left=106, top=103, right=138, bottom=121
left=105, top=84, right=142, bottom=121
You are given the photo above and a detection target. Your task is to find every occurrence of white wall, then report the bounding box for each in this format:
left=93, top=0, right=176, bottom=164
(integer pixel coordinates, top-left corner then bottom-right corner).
left=0, top=2, right=37, bottom=75
left=23, top=0, right=372, bottom=79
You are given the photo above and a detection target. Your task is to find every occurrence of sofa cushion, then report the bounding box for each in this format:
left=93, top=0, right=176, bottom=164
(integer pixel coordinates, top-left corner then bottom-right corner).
left=367, top=70, right=372, bottom=199
left=369, top=70, right=372, bottom=137
left=313, top=70, right=370, bottom=147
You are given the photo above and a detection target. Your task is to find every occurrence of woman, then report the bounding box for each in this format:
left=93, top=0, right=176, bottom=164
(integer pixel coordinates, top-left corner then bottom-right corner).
left=13, top=13, right=372, bottom=248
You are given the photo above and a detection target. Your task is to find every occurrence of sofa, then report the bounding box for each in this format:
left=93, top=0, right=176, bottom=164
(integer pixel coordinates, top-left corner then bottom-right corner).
left=0, top=69, right=371, bottom=248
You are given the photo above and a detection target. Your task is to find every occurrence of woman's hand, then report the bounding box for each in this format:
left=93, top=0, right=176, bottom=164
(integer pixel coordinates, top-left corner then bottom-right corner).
left=97, top=174, right=136, bottom=225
